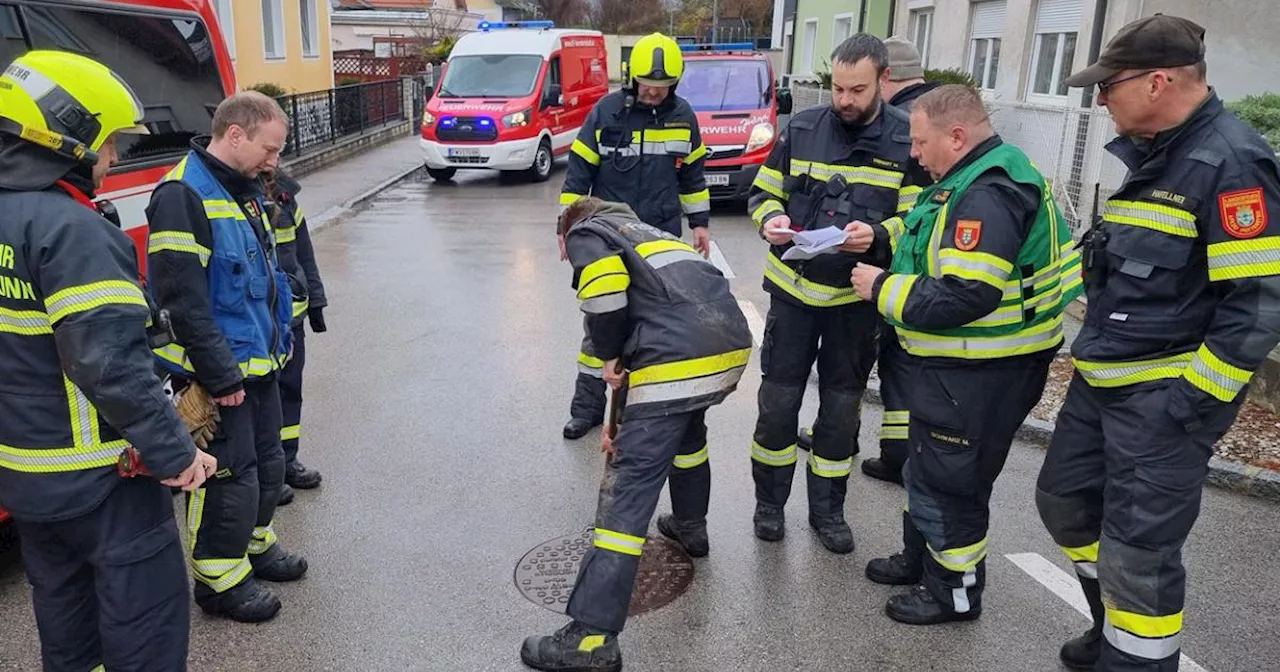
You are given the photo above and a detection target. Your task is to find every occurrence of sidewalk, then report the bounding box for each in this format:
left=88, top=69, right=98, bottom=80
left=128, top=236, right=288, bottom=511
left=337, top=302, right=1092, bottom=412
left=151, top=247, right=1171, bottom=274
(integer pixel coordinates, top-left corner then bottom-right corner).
left=290, top=134, right=424, bottom=231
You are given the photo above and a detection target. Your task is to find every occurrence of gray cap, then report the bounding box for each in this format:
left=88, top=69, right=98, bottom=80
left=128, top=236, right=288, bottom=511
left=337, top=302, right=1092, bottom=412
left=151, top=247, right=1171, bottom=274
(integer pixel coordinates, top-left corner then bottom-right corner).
left=885, top=36, right=924, bottom=81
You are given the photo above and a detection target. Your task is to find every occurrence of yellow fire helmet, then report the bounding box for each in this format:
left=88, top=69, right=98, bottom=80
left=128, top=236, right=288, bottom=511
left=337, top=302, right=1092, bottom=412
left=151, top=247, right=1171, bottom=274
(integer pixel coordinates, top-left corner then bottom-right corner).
left=0, top=50, right=148, bottom=165
left=629, top=33, right=683, bottom=88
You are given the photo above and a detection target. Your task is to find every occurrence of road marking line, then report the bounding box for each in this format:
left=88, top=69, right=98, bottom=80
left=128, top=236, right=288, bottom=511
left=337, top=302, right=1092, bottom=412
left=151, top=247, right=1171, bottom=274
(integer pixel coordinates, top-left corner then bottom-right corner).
left=738, top=299, right=764, bottom=347
left=708, top=241, right=734, bottom=278
left=1005, top=553, right=1208, bottom=672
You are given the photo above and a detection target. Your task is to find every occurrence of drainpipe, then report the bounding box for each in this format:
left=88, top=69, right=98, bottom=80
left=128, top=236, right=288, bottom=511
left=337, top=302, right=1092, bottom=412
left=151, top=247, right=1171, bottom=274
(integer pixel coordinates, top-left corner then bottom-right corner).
left=1066, top=0, right=1110, bottom=224
left=886, top=0, right=897, bottom=36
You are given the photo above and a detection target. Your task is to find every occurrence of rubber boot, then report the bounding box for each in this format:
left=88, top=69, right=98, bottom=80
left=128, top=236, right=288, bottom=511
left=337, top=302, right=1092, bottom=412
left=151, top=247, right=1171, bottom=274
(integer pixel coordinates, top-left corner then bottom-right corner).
left=866, top=552, right=923, bottom=585
left=886, top=583, right=982, bottom=625
left=656, top=514, right=709, bottom=558
left=250, top=544, right=309, bottom=582
left=753, top=503, right=785, bottom=542
left=860, top=457, right=904, bottom=485
left=520, top=620, right=622, bottom=672
left=286, top=460, right=322, bottom=489
left=806, top=469, right=853, bottom=554
left=1060, top=576, right=1105, bottom=670
left=197, top=580, right=281, bottom=623
left=563, top=418, right=597, bottom=440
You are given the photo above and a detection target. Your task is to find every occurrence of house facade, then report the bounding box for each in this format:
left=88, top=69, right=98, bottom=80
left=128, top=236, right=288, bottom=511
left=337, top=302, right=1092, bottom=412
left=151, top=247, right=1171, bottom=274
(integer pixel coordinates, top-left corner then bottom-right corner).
left=210, top=0, right=335, bottom=93
left=776, top=0, right=896, bottom=80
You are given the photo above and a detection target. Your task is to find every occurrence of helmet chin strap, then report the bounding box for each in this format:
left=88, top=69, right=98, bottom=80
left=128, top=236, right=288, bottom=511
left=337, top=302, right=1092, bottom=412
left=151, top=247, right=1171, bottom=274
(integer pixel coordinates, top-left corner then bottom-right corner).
left=0, top=118, right=97, bottom=166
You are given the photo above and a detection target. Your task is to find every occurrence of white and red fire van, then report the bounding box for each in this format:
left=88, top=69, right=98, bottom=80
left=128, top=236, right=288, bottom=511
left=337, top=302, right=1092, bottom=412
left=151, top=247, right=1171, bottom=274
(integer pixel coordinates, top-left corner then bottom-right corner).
left=678, top=42, right=792, bottom=203
left=419, top=21, right=608, bottom=183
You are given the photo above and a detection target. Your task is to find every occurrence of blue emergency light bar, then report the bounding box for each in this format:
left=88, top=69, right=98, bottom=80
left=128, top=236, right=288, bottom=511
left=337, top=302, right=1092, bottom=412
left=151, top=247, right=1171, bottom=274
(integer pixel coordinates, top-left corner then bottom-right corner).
left=679, top=42, right=755, bottom=53
left=478, top=20, right=555, bottom=31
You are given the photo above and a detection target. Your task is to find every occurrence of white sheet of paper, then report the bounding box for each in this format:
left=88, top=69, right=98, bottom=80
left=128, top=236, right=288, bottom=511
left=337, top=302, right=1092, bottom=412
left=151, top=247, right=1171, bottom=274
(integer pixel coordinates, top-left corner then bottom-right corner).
left=780, top=226, right=847, bottom=260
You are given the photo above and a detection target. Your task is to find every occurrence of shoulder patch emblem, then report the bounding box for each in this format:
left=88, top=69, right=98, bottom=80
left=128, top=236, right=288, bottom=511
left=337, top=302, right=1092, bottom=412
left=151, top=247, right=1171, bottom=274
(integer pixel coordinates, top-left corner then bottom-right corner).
left=1218, top=187, right=1267, bottom=239
left=955, top=220, right=982, bottom=251
left=931, top=188, right=952, bottom=204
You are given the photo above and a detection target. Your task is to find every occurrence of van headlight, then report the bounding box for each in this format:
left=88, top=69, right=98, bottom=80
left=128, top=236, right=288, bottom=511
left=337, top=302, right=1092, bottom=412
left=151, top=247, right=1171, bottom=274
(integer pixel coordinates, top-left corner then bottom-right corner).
left=745, top=122, right=775, bottom=153
left=503, top=108, right=533, bottom=128
left=422, top=112, right=436, bottom=128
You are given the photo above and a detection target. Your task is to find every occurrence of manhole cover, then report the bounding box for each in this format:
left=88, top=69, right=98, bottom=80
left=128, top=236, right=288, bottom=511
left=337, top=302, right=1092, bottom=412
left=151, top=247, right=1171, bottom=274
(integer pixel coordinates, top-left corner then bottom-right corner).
left=514, top=529, right=695, bottom=616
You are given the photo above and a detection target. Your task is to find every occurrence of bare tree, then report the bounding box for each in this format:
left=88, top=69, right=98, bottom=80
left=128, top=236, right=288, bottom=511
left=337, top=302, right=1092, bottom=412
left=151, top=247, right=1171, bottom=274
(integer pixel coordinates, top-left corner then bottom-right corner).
left=496, top=0, right=591, bottom=27
left=596, top=0, right=665, bottom=34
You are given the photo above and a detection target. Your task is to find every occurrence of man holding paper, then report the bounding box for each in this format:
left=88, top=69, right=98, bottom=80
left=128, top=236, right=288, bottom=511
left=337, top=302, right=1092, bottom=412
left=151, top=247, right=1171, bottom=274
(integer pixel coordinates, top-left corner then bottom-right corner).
left=744, top=34, right=927, bottom=554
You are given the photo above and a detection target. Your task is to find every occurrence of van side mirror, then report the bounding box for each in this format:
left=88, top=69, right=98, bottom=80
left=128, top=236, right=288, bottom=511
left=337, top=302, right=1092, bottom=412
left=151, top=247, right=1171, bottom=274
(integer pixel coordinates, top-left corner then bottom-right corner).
left=542, top=84, right=563, bottom=109
left=776, top=87, right=793, bottom=115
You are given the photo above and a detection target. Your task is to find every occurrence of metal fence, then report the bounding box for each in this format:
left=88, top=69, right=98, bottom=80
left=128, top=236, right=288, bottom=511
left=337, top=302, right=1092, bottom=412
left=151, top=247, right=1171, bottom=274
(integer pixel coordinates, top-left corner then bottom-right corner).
left=785, top=82, right=1128, bottom=239
left=276, top=79, right=414, bottom=158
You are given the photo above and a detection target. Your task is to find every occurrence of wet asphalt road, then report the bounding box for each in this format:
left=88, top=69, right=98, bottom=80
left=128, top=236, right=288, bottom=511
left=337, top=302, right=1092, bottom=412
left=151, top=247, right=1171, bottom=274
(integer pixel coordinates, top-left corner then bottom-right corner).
left=1, top=163, right=1278, bottom=671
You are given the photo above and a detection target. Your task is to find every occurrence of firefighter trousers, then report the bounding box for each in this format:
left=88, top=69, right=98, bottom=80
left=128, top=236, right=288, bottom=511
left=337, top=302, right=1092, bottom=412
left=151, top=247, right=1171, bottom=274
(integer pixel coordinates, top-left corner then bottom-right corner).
left=751, top=297, right=877, bottom=518
left=874, top=325, right=911, bottom=475
left=186, top=376, right=286, bottom=602
left=569, top=329, right=607, bottom=424
left=1036, top=375, right=1242, bottom=671
left=280, top=325, right=305, bottom=467
left=16, top=477, right=189, bottom=672
left=567, top=409, right=710, bottom=634
left=903, top=353, right=1051, bottom=614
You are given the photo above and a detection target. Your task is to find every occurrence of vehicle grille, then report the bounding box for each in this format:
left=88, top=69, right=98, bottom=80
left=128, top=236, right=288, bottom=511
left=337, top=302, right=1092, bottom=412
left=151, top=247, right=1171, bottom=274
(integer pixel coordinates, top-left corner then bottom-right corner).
left=707, top=146, right=745, bottom=161
left=436, top=116, right=499, bottom=142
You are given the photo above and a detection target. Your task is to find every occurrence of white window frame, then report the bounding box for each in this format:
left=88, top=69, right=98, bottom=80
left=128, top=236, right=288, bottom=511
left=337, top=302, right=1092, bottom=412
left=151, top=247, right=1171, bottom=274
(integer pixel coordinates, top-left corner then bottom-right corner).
left=967, top=1, right=1005, bottom=90
left=801, top=18, right=818, bottom=75
left=299, top=0, right=320, bottom=58
left=261, top=0, right=285, bottom=60
left=909, top=9, right=932, bottom=68
left=832, top=12, right=854, bottom=51
left=1027, top=31, right=1078, bottom=99
left=213, top=0, right=235, bottom=60
left=968, top=38, right=1000, bottom=90
left=1026, top=0, right=1083, bottom=100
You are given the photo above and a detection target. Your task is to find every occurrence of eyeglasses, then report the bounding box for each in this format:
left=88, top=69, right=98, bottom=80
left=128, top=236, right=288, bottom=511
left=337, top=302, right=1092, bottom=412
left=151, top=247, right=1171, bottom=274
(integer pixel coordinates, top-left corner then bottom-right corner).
left=1096, top=70, right=1158, bottom=93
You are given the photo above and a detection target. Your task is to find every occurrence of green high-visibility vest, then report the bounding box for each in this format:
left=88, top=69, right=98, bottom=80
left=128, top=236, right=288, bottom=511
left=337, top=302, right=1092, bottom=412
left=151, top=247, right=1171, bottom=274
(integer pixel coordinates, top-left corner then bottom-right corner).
left=883, top=142, right=1084, bottom=359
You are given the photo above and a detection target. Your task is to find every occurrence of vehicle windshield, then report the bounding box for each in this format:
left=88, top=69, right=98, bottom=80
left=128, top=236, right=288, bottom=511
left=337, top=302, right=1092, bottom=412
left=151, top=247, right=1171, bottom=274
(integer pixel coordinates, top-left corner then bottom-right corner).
left=438, top=54, right=544, bottom=98
left=679, top=59, right=770, bottom=112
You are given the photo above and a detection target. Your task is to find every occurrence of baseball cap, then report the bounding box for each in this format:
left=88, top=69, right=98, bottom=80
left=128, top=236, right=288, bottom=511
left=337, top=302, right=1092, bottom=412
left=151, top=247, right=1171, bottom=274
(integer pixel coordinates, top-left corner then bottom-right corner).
left=885, top=36, right=924, bottom=81
left=1064, top=14, right=1206, bottom=88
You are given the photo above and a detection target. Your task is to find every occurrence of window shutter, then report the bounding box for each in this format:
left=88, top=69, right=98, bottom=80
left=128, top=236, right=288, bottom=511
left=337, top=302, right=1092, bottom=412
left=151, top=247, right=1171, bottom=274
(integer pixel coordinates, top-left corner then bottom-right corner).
left=970, top=1, right=1007, bottom=40
left=1034, top=0, right=1083, bottom=34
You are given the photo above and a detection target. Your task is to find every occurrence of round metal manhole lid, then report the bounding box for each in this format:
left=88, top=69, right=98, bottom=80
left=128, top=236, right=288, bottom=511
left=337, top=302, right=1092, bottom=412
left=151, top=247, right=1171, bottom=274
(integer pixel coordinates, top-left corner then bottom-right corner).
left=514, top=529, right=695, bottom=616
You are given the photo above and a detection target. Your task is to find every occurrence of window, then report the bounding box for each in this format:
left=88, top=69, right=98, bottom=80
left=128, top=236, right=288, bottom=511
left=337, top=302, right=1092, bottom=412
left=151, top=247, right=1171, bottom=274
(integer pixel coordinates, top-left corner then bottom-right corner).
left=681, top=59, right=771, bottom=111
left=437, top=54, right=544, bottom=97
left=261, top=0, right=284, bottom=59
left=968, top=0, right=1005, bottom=90
left=801, top=18, right=817, bottom=75
left=1028, top=0, right=1082, bottom=97
left=832, top=13, right=854, bottom=49
left=910, top=9, right=933, bottom=68
left=299, top=0, right=319, bottom=58
left=213, top=0, right=235, bottom=59
left=21, top=4, right=227, bottom=165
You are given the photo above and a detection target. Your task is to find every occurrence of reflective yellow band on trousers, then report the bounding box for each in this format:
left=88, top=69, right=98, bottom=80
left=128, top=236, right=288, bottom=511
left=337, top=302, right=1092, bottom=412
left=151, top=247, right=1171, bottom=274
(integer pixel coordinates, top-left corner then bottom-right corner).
left=1104, top=608, right=1183, bottom=660
left=808, top=452, right=852, bottom=478
left=187, top=489, right=253, bottom=593
left=1061, top=541, right=1099, bottom=579
left=673, top=444, right=709, bottom=469
left=281, top=424, right=301, bottom=441
left=751, top=441, right=797, bottom=467
left=593, top=528, right=645, bottom=556
left=880, top=410, right=909, bottom=440
left=929, top=537, right=988, bottom=572
left=248, top=524, right=279, bottom=555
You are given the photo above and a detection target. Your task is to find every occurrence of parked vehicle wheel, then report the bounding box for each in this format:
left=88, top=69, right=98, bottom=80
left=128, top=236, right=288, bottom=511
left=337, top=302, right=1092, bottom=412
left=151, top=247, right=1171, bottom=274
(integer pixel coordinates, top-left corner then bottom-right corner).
left=426, top=166, right=457, bottom=182
left=527, top=138, right=553, bottom=182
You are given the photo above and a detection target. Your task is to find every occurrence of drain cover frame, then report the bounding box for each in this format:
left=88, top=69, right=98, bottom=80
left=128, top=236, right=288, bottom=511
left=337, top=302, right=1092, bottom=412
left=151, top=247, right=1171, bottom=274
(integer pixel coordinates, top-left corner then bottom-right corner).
left=514, top=528, right=696, bottom=616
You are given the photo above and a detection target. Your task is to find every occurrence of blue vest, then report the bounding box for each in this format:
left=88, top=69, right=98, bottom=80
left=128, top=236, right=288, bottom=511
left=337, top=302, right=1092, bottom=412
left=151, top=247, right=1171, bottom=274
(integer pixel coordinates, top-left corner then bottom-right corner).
left=151, top=151, right=292, bottom=378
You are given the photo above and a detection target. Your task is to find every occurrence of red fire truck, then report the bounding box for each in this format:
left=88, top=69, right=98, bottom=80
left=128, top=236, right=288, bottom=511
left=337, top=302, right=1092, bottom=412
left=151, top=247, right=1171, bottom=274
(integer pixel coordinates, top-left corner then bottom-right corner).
left=0, top=0, right=237, bottom=526
left=678, top=42, right=792, bottom=203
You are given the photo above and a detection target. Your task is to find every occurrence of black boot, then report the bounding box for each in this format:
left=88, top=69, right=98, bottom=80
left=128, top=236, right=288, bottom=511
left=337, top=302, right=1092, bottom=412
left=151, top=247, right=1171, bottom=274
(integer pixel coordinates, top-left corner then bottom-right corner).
left=885, top=584, right=981, bottom=625
left=797, top=427, right=814, bottom=452
left=808, top=514, right=854, bottom=554
left=562, top=418, right=597, bottom=440
left=197, top=580, right=281, bottom=623
left=250, top=544, right=309, bottom=582
left=656, top=514, right=708, bottom=558
left=520, top=620, right=622, bottom=672
left=860, top=457, right=904, bottom=485
left=277, top=484, right=295, bottom=506
left=1061, top=577, right=1105, bottom=670
left=753, top=503, right=785, bottom=542
left=866, top=552, right=923, bottom=585
left=286, top=460, right=323, bottom=489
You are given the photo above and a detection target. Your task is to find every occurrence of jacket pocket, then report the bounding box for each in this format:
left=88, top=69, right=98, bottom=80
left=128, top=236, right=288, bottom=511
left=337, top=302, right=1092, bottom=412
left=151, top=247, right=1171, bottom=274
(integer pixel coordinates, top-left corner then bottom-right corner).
left=210, top=255, right=247, bottom=313
left=913, top=420, right=980, bottom=497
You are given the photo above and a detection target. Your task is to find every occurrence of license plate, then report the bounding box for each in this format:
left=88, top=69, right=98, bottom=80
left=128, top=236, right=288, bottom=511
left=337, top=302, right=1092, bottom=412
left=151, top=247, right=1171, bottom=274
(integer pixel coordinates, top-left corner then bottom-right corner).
left=706, top=173, right=731, bottom=186
left=447, top=147, right=482, bottom=158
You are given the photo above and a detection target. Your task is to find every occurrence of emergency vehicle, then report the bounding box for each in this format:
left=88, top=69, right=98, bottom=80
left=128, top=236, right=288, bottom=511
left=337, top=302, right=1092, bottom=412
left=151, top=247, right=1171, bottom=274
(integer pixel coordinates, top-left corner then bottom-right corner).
left=419, top=21, right=608, bottom=183
left=678, top=43, right=791, bottom=202
left=0, top=0, right=237, bottom=526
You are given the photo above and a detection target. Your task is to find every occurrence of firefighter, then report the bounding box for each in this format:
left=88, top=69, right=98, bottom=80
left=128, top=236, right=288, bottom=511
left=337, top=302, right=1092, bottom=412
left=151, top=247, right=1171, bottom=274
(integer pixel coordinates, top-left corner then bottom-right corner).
left=147, top=91, right=307, bottom=623
left=557, top=31, right=711, bottom=442
left=522, top=197, right=751, bottom=672
left=745, top=34, right=926, bottom=554
left=263, top=166, right=328, bottom=506
left=0, top=50, right=217, bottom=670
left=1037, top=16, right=1280, bottom=671
left=797, top=35, right=942, bottom=485
left=852, top=84, right=1083, bottom=624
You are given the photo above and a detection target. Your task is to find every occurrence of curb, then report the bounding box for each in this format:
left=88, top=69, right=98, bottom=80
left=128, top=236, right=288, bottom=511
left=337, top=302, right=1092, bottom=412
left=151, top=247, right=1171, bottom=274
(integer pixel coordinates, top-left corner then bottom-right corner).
left=850, top=377, right=1280, bottom=503
left=308, top=163, right=425, bottom=234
